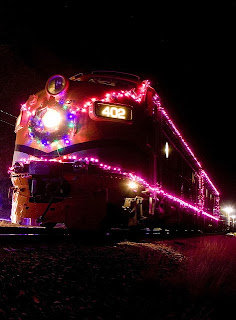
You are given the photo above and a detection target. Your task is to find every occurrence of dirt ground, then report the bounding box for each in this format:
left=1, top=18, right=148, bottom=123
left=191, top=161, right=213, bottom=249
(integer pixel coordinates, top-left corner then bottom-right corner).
left=0, top=231, right=235, bottom=319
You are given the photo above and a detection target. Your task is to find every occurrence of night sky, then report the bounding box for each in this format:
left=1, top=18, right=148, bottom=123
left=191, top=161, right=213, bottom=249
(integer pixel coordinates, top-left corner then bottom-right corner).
left=0, top=1, right=234, bottom=204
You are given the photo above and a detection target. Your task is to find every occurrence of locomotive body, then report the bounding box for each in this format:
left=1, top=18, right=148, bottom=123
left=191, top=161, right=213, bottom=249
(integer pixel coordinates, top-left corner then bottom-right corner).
left=10, top=71, right=221, bottom=231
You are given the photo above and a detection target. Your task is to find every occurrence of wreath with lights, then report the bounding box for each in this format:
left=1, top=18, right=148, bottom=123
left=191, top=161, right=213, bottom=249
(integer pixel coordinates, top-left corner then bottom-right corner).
left=28, top=103, right=78, bottom=146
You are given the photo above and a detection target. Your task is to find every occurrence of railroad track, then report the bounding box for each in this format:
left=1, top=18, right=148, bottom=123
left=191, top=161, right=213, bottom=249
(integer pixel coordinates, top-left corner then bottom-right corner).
left=0, top=223, right=225, bottom=244
left=0, top=226, right=69, bottom=235
left=0, top=218, right=226, bottom=243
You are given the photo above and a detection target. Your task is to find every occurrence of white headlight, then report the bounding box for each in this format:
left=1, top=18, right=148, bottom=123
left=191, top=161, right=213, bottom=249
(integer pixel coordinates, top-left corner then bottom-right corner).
left=42, top=109, right=62, bottom=130
left=128, top=181, right=138, bottom=190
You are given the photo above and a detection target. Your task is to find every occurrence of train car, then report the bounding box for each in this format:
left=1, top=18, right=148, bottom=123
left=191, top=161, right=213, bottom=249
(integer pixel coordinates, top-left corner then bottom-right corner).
left=9, top=71, right=221, bottom=231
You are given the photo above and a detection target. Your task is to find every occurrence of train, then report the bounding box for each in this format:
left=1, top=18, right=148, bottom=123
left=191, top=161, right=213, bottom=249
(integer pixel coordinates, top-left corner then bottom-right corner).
left=9, top=71, right=223, bottom=232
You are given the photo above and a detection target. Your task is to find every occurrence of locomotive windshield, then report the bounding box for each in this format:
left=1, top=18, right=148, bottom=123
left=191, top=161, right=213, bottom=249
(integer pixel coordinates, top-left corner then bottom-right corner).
left=70, top=71, right=139, bottom=91
left=88, top=77, right=136, bottom=90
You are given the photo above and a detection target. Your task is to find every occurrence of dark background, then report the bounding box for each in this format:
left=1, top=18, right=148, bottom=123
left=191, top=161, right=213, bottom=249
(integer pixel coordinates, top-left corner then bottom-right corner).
left=0, top=1, right=234, bottom=205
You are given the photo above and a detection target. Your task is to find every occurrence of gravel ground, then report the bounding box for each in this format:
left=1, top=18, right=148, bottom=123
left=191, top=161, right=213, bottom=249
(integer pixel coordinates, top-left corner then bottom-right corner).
left=0, top=232, right=235, bottom=319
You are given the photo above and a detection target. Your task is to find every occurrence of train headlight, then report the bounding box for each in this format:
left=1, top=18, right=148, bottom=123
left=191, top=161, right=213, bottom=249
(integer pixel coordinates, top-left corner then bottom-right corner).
left=46, top=75, right=67, bottom=95
left=128, top=181, right=138, bottom=190
left=42, top=109, right=62, bottom=130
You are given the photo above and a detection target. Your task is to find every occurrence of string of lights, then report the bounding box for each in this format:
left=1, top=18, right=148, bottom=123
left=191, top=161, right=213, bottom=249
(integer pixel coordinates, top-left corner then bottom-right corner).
left=9, top=155, right=219, bottom=222
left=17, top=79, right=219, bottom=215
left=20, top=81, right=149, bottom=148
left=153, top=93, right=220, bottom=196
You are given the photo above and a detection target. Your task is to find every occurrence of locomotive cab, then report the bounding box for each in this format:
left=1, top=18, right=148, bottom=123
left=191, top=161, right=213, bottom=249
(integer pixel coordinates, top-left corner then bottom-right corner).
left=10, top=71, right=220, bottom=231
left=10, top=72, right=156, bottom=229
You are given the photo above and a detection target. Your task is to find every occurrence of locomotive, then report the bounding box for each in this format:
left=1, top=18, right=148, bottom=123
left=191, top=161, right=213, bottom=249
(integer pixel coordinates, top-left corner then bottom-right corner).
left=9, top=71, right=221, bottom=231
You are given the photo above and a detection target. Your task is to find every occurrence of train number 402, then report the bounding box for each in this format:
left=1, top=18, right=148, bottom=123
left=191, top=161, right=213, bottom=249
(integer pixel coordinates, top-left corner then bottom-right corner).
left=101, top=106, right=126, bottom=119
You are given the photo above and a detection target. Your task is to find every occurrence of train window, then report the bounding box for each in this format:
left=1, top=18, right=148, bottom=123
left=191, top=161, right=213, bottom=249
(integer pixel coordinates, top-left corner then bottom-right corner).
left=93, top=102, right=133, bottom=122
left=88, top=77, right=135, bottom=90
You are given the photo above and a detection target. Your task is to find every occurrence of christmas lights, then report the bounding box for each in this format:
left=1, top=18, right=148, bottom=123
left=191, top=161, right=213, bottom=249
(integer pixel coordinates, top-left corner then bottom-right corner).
left=21, top=80, right=149, bottom=147
left=9, top=156, right=219, bottom=222
left=27, top=103, right=78, bottom=146
left=153, top=93, right=220, bottom=197
left=18, top=78, right=219, bottom=214
left=198, top=170, right=205, bottom=210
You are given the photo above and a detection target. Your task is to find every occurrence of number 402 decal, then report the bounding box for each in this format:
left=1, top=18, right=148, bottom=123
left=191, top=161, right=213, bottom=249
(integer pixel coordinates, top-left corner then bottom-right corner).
left=93, top=102, right=133, bottom=121
left=101, top=106, right=126, bottom=119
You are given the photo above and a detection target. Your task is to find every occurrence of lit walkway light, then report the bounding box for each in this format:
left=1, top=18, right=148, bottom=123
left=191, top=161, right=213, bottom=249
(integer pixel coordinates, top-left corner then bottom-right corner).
left=222, top=206, right=235, bottom=228
left=223, top=206, right=234, bottom=215
left=128, top=181, right=138, bottom=190
left=165, top=142, right=169, bottom=158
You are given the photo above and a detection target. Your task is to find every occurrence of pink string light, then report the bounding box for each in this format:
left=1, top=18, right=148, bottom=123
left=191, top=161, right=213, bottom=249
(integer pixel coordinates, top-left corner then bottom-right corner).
left=153, top=94, right=220, bottom=196
left=17, top=79, right=219, bottom=215
left=10, top=156, right=219, bottom=222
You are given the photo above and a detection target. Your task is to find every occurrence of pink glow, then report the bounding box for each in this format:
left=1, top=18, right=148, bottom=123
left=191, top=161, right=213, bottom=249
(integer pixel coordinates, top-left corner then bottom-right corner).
left=153, top=188, right=219, bottom=221
left=80, top=80, right=149, bottom=114
left=19, top=78, right=219, bottom=210
left=77, top=84, right=219, bottom=198
left=9, top=156, right=220, bottom=221
left=198, top=170, right=204, bottom=210
left=153, top=94, right=220, bottom=196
